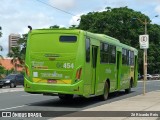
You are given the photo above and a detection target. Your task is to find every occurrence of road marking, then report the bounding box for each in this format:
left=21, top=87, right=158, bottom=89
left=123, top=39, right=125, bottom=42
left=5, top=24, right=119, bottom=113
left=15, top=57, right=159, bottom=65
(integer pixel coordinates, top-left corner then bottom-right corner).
left=0, top=105, right=28, bottom=111
left=138, top=80, right=160, bottom=83
left=21, top=94, right=40, bottom=96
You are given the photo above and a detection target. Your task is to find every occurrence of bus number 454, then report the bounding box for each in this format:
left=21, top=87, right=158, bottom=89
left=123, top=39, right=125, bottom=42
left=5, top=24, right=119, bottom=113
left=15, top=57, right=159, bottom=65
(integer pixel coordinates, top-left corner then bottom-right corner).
left=63, top=63, right=74, bottom=69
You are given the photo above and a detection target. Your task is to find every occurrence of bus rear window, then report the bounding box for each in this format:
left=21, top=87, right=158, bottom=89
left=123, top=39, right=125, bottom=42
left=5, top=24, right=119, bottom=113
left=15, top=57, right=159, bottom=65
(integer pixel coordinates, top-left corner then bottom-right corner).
left=60, top=36, right=77, bottom=42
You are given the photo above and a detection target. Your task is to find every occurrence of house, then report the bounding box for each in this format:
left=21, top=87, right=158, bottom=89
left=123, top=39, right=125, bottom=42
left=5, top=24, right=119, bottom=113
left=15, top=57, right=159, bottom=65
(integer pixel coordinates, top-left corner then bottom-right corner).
left=0, top=58, right=23, bottom=72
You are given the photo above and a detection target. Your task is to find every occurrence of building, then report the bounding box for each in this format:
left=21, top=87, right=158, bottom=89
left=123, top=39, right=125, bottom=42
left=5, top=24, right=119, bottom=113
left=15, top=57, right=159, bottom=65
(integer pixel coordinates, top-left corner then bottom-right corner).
left=0, top=58, right=23, bottom=72
left=8, top=34, right=20, bottom=53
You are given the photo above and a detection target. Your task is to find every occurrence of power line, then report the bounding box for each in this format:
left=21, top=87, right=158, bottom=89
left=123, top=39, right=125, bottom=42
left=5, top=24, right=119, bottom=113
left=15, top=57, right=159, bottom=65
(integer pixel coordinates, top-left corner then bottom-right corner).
left=36, top=0, right=76, bottom=16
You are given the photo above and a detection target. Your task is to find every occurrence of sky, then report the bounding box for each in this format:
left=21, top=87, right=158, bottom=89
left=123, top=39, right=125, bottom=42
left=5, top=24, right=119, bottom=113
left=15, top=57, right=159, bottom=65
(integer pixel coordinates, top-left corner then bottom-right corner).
left=0, top=0, right=160, bottom=57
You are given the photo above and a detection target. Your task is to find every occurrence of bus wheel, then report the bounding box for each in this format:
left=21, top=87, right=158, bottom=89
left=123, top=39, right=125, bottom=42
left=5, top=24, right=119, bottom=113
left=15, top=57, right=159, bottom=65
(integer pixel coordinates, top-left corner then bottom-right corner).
left=125, top=81, right=131, bottom=94
left=58, top=94, right=73, bottom=100
left=99, top=82, right=109, bottom=101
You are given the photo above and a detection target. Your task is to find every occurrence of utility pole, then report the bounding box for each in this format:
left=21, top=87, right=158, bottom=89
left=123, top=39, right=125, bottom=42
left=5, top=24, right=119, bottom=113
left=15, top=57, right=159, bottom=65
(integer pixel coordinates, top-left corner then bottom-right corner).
left=134, top=15, right=158, bottom=95
left=143, top=18, right=147, bottom=95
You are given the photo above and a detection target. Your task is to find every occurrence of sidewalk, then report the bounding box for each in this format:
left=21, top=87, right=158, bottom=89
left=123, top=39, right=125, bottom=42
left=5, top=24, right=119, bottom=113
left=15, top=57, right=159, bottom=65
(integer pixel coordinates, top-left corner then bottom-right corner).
left=0, top=87, right=23, bottom=94
left=52, top=90, right=160, bottom=120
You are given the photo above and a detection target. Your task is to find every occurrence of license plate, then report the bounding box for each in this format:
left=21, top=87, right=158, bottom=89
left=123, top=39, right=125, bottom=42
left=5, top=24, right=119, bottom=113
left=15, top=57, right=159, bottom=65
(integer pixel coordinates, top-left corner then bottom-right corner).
left=47, top=79, right=57, bottom=84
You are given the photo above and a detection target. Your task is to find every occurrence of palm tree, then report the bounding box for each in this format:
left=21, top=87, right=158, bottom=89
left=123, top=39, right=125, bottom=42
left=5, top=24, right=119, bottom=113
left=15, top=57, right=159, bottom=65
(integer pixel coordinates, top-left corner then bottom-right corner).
left=0, top=45, right=3, bottom=59
left=8, top=47, right=24, bottom=72
left=0, top=45, right=4, bottom=78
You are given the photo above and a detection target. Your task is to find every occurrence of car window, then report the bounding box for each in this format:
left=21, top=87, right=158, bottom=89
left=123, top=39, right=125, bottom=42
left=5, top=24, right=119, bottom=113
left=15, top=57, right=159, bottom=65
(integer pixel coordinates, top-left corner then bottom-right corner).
left=6, top=75, right=16, bottom=79
left=20, top=75, right=24, bottom=79
left=17, top=75, right=24, bottom=79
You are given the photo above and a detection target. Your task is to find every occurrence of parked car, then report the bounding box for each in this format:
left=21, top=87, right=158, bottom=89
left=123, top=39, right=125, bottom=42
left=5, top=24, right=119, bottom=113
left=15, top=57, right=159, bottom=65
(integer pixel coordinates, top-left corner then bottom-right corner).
left=142, top=74, right=153, bottom=80
left=0, top=74, right=24, bottom=88
left=138, top=73, right=143, bottom=80
left=152, top=74, right=160, bottom=80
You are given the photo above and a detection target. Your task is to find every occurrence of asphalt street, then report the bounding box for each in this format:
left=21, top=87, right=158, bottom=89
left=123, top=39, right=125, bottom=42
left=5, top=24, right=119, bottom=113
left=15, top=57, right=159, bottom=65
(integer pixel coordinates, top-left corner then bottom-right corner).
left=0, top=80, right=159, bottom=119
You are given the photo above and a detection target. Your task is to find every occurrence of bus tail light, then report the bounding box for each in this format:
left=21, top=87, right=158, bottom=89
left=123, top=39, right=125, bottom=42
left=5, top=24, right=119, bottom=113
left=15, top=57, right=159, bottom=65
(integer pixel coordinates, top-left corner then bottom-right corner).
left=76, top=68, right=82, bottom=80
left=25, top=66, right=30, bottom=77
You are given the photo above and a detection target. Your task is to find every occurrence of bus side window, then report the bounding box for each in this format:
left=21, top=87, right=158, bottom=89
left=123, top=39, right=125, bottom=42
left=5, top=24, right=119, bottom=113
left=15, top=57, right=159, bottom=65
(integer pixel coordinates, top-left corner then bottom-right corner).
left=131, top=51, right=134, bottom=65
left=86, top=38, right=90, bottom=62
left=109, top=45, right=116, bottom=64
left=122, top=48, right=127, bottom=65
left=100, top=42, right=109, bottom=63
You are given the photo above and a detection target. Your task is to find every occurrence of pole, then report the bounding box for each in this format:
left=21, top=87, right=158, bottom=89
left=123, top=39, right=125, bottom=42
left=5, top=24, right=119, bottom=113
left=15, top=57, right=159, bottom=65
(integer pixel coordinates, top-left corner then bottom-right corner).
left=143, top=19, right=147, bottom=95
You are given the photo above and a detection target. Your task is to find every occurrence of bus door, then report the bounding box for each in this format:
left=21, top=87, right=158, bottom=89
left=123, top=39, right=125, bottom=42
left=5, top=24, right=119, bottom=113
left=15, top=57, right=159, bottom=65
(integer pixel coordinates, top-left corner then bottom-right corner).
left=134, top=55, right=138, bottom=86
left=117, top=51, right=121, bottom=90
left=91, top=45, right=98, bottom=94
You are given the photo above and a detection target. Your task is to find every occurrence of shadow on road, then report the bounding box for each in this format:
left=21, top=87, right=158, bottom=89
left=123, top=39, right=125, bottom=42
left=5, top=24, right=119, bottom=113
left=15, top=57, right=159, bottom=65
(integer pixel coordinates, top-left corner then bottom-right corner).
left=28, top=91, right=135, bottom=109
left=27, top=81, right=160, bottom=110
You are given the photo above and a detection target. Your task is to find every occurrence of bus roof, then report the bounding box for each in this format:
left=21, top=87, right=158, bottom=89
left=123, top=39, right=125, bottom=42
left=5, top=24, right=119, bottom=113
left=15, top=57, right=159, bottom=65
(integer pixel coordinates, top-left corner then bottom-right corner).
left=84, top=31, right=138, bottom=53
left=29, top=28, right=138, bottom=53
left=30, top=28, right=82, bottom=35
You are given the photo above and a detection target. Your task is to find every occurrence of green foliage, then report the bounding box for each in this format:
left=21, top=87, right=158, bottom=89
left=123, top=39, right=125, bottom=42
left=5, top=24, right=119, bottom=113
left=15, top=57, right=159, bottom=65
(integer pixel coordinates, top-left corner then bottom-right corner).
left=69, top=25, right=78, bottom=29
left=0, top=66, right=5, bottom=75
left=78, top=7, right=160, bottom=74
left=8, top=47, right=24, bottom=72
left=17, top=34, right=28, bottom=61
left=0, top=45, right=3, bottom=59
left=50, top=25, right=60, bottom=29
left=20, top=70, right=25, bottom=76
left=50, top=25, right=69, bottom=29
left=7, top=34, right=27, bottom=72
left=5, top=68, right=14, bottom=76
left=0, top=26, right=3, bottom=58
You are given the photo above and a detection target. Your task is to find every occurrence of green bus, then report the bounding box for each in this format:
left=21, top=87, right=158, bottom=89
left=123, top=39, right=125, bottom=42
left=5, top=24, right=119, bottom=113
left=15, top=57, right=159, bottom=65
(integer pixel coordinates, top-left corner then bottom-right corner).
left=24, top=29, right=138, bottom=100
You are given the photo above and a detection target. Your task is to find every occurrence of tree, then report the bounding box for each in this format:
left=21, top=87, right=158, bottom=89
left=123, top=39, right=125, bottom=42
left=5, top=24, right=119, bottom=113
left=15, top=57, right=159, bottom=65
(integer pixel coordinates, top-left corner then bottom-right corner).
left=0, top=66, right=5, bottom=78
left=78, top=7, right=160, bottom=74
left=0, top=26, right=3, bottom=59
left=7, top=33, right=28, bottom=72
left=0, top=45, right=3, bottom=59
left=17, top=34, right=28, bottom=61
left=50, top=25, right=60, bottom=29
left=8, top=47, right=24, bottom=72
left=69, top=25, right=78, bottom=29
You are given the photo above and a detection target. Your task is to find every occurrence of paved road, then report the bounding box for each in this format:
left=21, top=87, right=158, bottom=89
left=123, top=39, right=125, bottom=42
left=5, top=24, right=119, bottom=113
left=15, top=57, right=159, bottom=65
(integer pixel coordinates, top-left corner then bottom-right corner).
left=0, top=80, right=159, bottom=119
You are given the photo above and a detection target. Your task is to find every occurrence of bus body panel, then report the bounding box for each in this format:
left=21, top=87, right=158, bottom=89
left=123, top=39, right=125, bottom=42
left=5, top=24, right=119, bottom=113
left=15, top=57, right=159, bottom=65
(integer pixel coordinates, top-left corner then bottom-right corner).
left=25, top=30, right=86, bottom=96
left=24, top=29, right=138, bottom=98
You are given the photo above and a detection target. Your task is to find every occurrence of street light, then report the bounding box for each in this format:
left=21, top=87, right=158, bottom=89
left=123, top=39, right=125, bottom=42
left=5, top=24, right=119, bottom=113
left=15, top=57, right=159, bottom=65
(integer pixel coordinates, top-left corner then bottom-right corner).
left=133, top=15, right=158, bottom=95
left=133, top=15, right=159, bottom=34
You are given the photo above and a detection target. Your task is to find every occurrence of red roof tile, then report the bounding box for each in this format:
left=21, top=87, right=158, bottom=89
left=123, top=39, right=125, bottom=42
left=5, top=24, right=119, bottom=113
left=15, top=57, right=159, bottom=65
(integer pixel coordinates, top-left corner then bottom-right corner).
left=0, top=58, right=23, bottom=71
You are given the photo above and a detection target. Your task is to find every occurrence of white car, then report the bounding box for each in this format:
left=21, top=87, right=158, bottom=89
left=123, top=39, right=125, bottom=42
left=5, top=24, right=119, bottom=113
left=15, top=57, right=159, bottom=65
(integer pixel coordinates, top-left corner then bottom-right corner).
left=152, top=74, right=160, bottom=80
left=142, top=74, right=153, bottom=80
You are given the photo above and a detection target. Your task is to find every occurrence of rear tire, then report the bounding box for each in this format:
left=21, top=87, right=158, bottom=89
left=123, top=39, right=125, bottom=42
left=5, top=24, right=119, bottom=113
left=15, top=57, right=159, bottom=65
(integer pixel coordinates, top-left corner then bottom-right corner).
left=99, top=82, right=109, bottom=101
left=0, top=86, right=2, bottom=88
left=58, top=94, right=73, bottom=100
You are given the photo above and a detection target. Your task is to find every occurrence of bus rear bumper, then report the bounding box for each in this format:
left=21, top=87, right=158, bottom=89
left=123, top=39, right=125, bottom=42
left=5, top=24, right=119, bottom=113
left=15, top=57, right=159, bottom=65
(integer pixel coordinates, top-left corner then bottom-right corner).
left=24, top=78, right=84, bottom=96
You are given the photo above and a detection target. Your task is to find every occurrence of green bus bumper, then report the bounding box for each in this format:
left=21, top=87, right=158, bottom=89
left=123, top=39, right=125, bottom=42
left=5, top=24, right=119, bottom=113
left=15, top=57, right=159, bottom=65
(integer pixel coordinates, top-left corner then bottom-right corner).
left=24, top=78, right=84, bottom=96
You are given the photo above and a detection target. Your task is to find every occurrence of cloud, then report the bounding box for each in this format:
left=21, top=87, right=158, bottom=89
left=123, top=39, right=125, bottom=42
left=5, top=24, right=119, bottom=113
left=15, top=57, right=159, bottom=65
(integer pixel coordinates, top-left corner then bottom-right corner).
left=105, top=0, right=129, bottom=8
left=0, top=3, right=55, bottom=57
left=0, top=0, right=75, bottom=57
left=69, top=14, right=82, bottom=26
left=48, top=0, right=76, bottom=10
left=155, top=5, right=160, bottom=15
left=0, top=0, right=160, bottom=57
